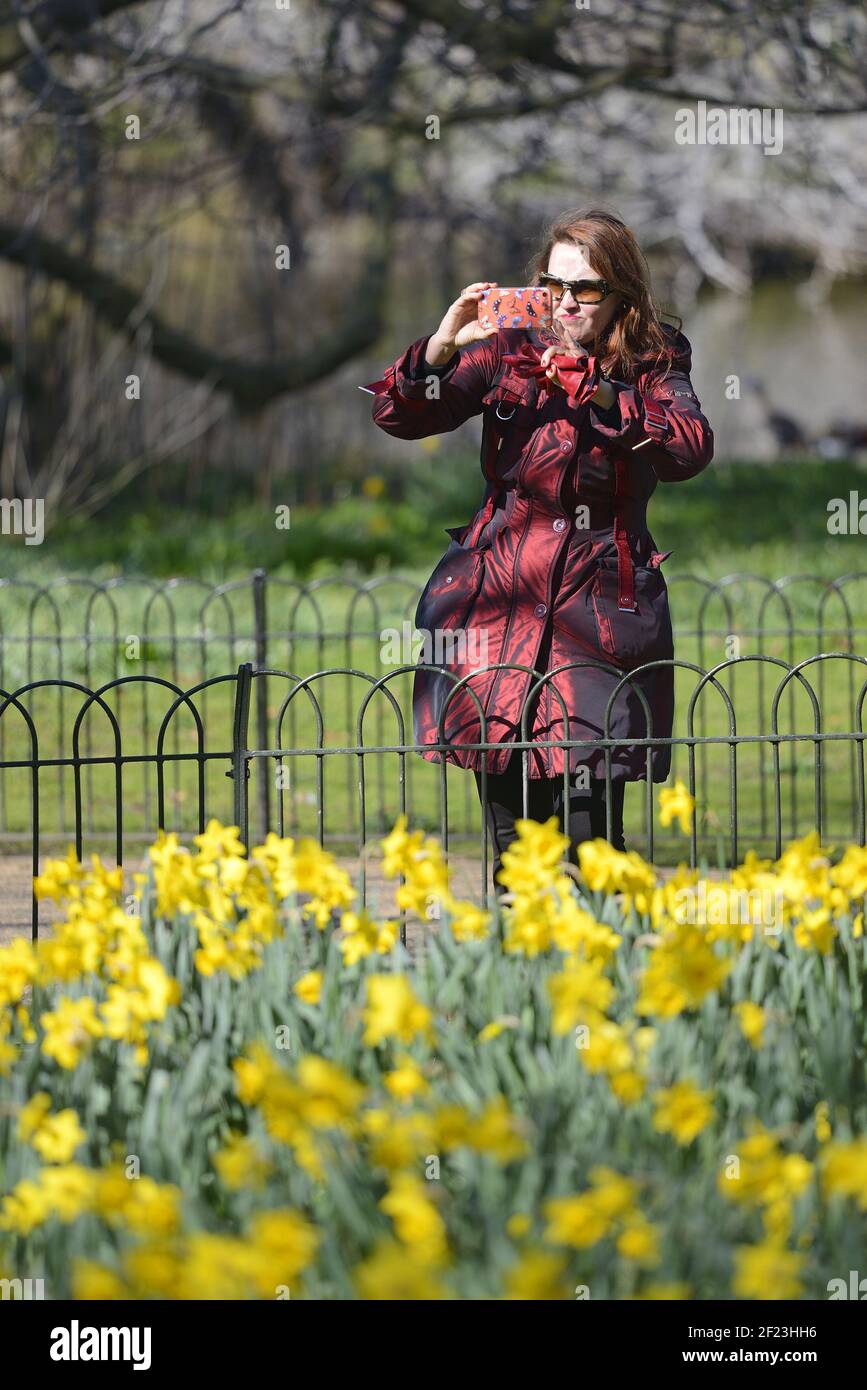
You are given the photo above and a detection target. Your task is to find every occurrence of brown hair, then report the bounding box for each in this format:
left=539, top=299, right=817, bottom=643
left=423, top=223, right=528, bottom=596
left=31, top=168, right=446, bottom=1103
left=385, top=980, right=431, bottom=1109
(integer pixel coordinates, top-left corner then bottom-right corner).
left=527, top=208, right=681, bottom=382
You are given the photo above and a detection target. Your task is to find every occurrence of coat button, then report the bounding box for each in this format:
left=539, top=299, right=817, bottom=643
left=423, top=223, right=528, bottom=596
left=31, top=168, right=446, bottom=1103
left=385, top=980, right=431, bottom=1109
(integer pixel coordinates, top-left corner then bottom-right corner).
left=445, top=576, right=452, bottom=583
left=534, top=603, right=548, bottom=618
left=553, top=517, right=567, bottom=532
left=561, top=441, right=571, bottom=452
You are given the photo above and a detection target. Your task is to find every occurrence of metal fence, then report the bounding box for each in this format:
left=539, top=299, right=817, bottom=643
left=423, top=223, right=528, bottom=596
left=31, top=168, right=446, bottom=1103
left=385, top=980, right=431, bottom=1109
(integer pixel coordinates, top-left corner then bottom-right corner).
left=2, top=650, right=866, bottom=937
left=1, top=566, right=867, bottom=841
left=4, top=568, right=867, bottom=683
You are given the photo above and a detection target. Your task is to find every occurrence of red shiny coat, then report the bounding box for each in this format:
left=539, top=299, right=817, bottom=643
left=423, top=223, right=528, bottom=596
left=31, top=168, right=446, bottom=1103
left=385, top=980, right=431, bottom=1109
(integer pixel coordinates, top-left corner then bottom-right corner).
left=366, top=323, right=713, bottom=780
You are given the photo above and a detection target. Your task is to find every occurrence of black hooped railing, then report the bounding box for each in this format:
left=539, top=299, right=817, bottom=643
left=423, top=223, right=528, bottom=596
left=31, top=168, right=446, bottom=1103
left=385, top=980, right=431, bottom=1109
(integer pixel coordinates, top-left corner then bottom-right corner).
left=2, top=647, right=866, bottom=939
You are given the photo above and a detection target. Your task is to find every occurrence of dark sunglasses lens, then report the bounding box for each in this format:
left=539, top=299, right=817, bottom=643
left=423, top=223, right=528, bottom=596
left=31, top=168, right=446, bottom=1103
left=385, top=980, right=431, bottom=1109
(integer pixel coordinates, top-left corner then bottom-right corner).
left=541, top=276, right=607, bottom=303
left=573, top=282, right=606, bottom=303
left=540, top=276, right=565, bottom=297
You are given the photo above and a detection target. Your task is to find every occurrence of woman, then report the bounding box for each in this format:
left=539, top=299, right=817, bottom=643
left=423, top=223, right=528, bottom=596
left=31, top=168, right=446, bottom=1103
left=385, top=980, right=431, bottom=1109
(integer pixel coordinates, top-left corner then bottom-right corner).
left=364, top=208, right=713, bottom=891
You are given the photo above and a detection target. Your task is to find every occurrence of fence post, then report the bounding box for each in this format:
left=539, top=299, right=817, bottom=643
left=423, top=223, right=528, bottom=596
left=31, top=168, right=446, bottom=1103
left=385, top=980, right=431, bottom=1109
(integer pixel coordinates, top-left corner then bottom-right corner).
left=232, top=662, right=253, bottom=850
left=252, top=568, right=271, bottom=840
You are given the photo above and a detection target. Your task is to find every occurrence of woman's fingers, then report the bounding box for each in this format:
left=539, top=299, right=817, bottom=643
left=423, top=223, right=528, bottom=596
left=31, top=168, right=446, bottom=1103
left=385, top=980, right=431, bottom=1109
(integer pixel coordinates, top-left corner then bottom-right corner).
left=451, top=282, right=500, bottom=343
left=542, top=346, right=563, bottom=385
left=459, top=281, right=498, bottom=300
left=455, top=319, right=499, bottom=347
left=542, top=345, right=563, bottom=387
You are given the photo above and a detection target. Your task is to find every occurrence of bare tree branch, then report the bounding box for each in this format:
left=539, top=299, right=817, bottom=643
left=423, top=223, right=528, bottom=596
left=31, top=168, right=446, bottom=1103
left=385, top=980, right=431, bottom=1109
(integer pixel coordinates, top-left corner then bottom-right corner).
left=0, top=173, right=397, bottom=412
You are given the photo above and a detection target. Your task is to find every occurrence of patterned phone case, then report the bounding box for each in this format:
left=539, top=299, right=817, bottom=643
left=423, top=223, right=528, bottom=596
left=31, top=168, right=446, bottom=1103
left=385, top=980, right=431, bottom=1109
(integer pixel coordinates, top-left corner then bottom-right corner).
left=477, top=287, right=553, bottom=331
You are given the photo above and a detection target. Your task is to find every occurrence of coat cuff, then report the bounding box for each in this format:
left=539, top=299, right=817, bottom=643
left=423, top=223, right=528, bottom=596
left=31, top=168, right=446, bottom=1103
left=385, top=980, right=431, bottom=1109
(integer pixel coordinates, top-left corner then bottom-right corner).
left=589, top=383, right=672, bottom=451
left=362, top=336, right=461, bottom=400
left=406, top=341, right=460, bottom=381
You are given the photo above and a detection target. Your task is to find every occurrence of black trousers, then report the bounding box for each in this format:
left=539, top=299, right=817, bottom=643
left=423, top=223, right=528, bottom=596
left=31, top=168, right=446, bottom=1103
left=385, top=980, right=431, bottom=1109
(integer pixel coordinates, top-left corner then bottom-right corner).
left=473, top=754, right=626, bottom=895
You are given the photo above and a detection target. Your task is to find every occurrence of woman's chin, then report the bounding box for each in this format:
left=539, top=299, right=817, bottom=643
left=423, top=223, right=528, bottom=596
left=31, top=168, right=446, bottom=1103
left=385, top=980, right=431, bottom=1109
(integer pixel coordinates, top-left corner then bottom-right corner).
left=556, top=320, right=589, bottom=345
left=562, top=331, right=591, bottom=352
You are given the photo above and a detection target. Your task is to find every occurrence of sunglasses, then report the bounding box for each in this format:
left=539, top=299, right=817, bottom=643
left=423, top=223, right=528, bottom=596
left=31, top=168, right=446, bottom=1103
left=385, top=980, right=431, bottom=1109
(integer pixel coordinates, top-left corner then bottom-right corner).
left=538, top=273, right=621, bottom=305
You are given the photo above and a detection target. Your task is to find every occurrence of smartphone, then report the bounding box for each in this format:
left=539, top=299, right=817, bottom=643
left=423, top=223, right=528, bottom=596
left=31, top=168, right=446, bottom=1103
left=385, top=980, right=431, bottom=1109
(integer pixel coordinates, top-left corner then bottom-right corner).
left=477, top=286, right=553, bottom=331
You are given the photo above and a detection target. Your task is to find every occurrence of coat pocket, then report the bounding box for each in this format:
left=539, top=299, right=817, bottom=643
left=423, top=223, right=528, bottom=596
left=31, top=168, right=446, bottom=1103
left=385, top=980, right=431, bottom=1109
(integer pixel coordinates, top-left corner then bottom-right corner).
left=589, top=558, right=673, bottom=666
left=414, top=537, right=487, bottom=638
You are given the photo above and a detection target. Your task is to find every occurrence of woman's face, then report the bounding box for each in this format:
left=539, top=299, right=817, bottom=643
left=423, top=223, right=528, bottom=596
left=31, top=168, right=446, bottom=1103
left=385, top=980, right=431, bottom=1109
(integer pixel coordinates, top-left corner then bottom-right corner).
left=546, top=240, right=622, bottom=348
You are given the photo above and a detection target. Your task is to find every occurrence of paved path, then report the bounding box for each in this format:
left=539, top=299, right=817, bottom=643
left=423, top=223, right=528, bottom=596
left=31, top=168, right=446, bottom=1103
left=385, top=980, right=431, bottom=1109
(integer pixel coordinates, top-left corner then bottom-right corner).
left=0, top=854, right=490, bottom=945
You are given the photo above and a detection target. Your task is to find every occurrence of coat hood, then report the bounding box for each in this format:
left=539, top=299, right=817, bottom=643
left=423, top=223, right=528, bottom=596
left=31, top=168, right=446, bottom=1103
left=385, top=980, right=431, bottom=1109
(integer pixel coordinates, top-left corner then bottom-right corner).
left=658, top=322, right=692, bottom=373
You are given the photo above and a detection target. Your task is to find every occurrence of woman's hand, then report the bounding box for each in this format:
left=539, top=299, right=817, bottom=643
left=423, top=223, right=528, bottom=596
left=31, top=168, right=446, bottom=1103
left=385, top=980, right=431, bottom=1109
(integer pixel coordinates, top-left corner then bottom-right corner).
left=540, top=342, right=588, bottom=388
left=540, top=344, right=615, bottom=407
left=424, top=282, right=500, bottom=368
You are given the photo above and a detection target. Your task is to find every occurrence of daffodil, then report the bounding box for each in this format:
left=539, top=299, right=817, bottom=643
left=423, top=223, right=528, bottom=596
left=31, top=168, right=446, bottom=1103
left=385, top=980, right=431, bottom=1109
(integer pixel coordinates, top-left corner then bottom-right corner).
left=504, top=1249, right=570, bottom=1299
left=0, top=937, right=38, bottom=1008
left=16, top=1091, right=52, bottom=1142
left=466, top=1097, right=528, bottom=1163
left=498, top=816, right=570, bottom=897
left=40, top=997, right=105, bottom=1069
left=246, top=1208, right=320, bottom=1293
left=362, top=974, right=433, bottom=1047
left=0, top=1179, right=52, bottom=1235
left=478, top=1020, right=509, bottom=1043
left=543, top=1194, right=609, bottom=1249
left=38, top=1164, right=98, bottom=1222
left=659, top=781, right=695, bottom=835
left=814, top=1101, right=832, bottom=1145
left=213, top=1132, right=272, bottom=1190
left=547, top=956, right=615, bottom=1035
left=652, top=1081, right=715, bottom=1146
left=338, top=910, right=398, bottom=965
left=380, top=1173, right=448, bottom=1266
left=293, top=970, right=322, bottom=1004
left=354, top=1239, right=448, bottom=1300
left=820, top=1138, right=867, bottom=1209
left=636, top=923, right=730, bottom=1018
left=732, top=1241, right=804, bottom=1300
left=717, top=1123, right=812, bottom=1208
left=734, top=1000, right=766, bottom=1048
left=296, top=1056, right=365, bottom=1129
left=384, top=1056, right=429, bottom=1102
left=446, top=899, right=490, bottom=942
left=233, top=1042, right=279, bottom=1106
left=617, top=1219, right=661, bottom=1267
left=31, top=1109, right=87, bottom=1164
left=72, top=1261, right=128, bottom=1300
left=362, top=1108, right=436, bottom=1171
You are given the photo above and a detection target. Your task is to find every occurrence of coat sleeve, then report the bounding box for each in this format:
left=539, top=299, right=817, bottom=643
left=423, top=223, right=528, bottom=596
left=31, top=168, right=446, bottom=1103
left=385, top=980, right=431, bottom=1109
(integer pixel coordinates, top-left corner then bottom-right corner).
left=587, top=361, right=714, bottom=481
left=364, top=334, right=502, bottom=441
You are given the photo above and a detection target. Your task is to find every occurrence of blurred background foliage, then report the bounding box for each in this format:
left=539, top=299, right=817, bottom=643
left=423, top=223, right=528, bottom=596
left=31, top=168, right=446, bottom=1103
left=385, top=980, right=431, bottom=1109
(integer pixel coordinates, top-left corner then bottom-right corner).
left=1, top=0, right=866, bottom=577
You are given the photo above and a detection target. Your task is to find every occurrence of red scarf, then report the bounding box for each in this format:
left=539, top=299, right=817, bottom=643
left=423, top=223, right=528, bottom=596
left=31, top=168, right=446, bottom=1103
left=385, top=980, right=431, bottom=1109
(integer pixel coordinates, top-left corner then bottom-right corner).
left=500, top=340, right=602, bottom=408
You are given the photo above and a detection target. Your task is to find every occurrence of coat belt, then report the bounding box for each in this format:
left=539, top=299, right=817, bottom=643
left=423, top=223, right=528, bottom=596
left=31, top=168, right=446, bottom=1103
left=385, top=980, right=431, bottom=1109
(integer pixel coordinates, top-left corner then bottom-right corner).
left=613, top=457, right=638, bottom=612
